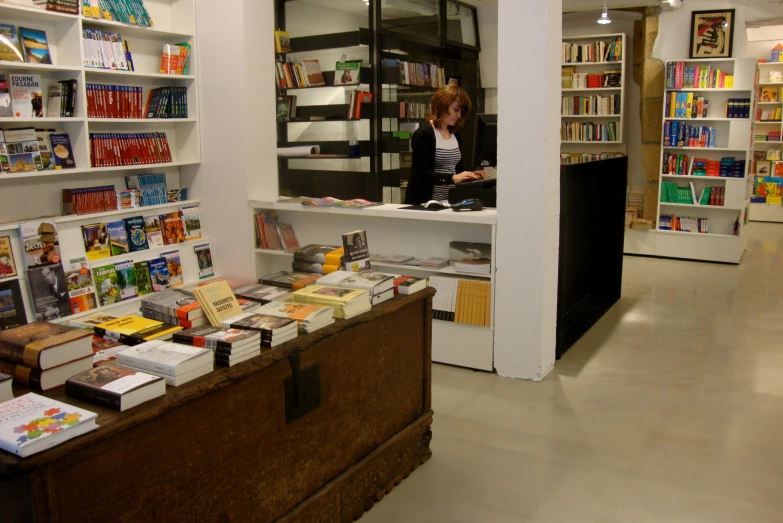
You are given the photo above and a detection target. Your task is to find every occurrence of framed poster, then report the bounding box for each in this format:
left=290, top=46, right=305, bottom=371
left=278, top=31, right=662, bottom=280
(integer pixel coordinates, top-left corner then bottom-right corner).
left=689, top=9, right=735, bottom=59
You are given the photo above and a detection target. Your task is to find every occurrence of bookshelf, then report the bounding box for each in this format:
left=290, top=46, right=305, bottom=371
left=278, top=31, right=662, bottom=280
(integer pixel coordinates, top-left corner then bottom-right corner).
left=652, top=58, right=754, bottom=263
left=749, top=61, right=783, bottom=223
left=560, top=33, right=626, bottom=150
left=249, top=201, right=496, bottom=371
left=0, top=0, right=203, bottom=322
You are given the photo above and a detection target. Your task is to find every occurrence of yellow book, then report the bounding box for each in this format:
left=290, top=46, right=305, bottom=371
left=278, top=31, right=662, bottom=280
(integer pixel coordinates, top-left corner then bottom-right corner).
left=292, top=285, right=368, bottom=305
left=324, top=247, right=344, bottom=266
left=469, top=281, right=479, bottom=326
left=194, top=281, right=244, bottom=327
left=685, top=93, right=693, bottom=119
left=670, top=92, right=677, bottom=118
left=725, top=75, right=734, bottom=88
left=476, top=282, right=485, bottom=327
left=484, top=283, right=491, bottom=327
left=322, top=264, right=341, bottom=275
left=93, top=315, right=181, bottom=343
left=274, top=30, right=292, bottom=53
left=455, top=280, right=465, bottom=323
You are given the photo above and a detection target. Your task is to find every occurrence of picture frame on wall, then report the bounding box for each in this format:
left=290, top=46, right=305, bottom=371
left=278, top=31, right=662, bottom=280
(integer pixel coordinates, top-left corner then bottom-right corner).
left=689, top=9, right=736, bottom=59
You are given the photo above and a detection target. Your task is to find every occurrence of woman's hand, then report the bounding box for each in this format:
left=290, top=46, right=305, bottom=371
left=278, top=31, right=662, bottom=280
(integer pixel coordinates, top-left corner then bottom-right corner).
left=473, top=170, right=489, bottom=179
left=452, top=171, right=479, bottom=184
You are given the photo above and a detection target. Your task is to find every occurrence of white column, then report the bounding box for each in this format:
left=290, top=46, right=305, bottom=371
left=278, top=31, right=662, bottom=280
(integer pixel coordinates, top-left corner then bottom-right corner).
left=494, top=0, right=562, bottom=380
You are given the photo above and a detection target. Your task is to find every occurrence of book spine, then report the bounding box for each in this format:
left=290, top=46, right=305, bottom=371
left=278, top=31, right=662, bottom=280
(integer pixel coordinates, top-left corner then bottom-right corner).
left=65, top=381, right=122, bottom=410
left=0, top=359, right=42, bottom=390
left=171, top=334, right=232, bottom=350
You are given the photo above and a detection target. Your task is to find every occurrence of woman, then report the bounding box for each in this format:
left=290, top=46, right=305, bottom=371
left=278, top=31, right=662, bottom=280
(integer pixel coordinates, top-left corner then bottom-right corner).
left=405, top=85, right=488, bottom=205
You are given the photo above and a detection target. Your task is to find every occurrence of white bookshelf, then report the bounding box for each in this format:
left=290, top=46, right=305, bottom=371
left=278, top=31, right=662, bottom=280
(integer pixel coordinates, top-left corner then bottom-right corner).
left=560, top=33, right=626, bottom=151
left=651, top=58, right=754, bottom=263
left=0, top=1, right=205, bottom=322
left=249, top=201, right=497, bottom=371
left=749, top=61, right=783, bottom=223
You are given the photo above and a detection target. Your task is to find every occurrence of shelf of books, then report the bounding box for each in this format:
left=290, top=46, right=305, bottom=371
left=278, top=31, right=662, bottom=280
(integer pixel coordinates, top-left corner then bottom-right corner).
left=561, top=33, right=625, bottom=151
left=749, top=59, right=783, bottom=222
left=651, top=58, right=755, bottom=263
left=250, top=201, right=497, bottom=371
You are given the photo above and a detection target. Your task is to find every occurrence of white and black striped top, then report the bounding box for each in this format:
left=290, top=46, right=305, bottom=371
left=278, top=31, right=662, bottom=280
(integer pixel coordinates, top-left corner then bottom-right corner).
left=432, top=124, right=461, bottom=201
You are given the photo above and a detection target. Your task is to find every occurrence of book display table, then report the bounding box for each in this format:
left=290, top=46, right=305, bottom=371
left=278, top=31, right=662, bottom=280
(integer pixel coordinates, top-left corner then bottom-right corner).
left=0, top=290, right=435, bottom=523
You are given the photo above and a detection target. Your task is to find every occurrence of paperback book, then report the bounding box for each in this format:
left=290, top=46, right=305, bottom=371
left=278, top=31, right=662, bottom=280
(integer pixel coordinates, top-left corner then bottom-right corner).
left=334, top=60, right=362, bottom=85
left=194, top=242, right=214, bottom=279
left=162, top=250, right=183, bottom=287
left=6, top=127, right=42, bottom=173
left=19, top=27, right=52, bottom=65
left=144, top=215, right=164, bottom=248
left=27, top=263, right=71, bottom=321
left=160, top=211, right=185, bottom=245
left=64, top=256, right=98, bottom=315
left=135, top=261, right=153, bottom=296
left=106, top=220, right=130, bottom=256
left=9, top=74, right=43, bottom=118
left=0, top=237, right=17, bottom=279
left=0, top=24, right=23, bottom=63
left=181, top=205, right=202, bottom=240
left=81, top=223, right=111, bottom=261
left=124, top=216, right=149, bottom=252
left=92, top=263, right=120, bottom=306
left=147, top=257, right=171, bottom=292
left=114, top=260, right=138, bottom=301
left=0, top=280, right=27, bottom=331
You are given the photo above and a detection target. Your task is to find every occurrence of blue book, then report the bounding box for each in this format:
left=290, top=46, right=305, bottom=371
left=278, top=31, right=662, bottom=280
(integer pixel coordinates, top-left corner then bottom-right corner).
left=123, top=216, right=148, bottom=252
left=147, top=257, right=171, bottom=292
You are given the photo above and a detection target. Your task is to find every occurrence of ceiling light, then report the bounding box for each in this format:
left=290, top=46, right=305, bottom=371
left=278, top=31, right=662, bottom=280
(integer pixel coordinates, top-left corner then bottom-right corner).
left=597, top=4, right=611, bottom=25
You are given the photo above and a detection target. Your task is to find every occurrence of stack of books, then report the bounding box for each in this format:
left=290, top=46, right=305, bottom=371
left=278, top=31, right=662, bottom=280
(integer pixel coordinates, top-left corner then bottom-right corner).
left=232, top=282, right=292, bottom=304
left=561, top=67, right=575, bottom=89
left=173, top=326, right=261, bottom=367
left=0, top=323, right=93, bottom=391
left=256, top=301, right=335, bottom=333
left=259, top=271, right=322, bottom=291
left=141, top=289, right=208, bottom=329
left=291, top=286, right=371, bottom=320
left=603, top=70, right=622, bottom=87
left=221, top=314, right=298, bottom=348
left=66, top=364, right=165, bottom=411
left=419, top=257, right=449, bottom=269
left=317, top=270, right=395, bottom=306
left=450, top=241, right=492, bottom=276
left=93, top=315, right=182, bottom=346
left=587, top=74, right=603, bottom=88
left=292, top=244, right=343, bottom=274
left=116, top=339, right=213, bottom=386
left=255, top=211, right=299, bottom=252
left=455, top=259, right=491, bottom=276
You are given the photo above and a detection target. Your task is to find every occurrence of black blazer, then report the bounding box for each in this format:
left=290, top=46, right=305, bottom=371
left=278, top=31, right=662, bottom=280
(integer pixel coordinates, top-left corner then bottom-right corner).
left=404, top=124, right=465, bottom=205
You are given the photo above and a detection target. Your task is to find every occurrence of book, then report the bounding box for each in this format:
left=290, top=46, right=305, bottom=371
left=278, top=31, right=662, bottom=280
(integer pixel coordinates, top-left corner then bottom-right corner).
left=0, top=75, right=11, bottom=118
left=278, top=224, right=300, bottom=252
left=47, top=83, right=62, bottom=118
left=0, top=236, right=17, bottom=279
left=0, top=24, right=23, bottom=62
left=173, top=326, right=260, bottom=352
left=90, top=335, right=129, bottom=366
left=134, top=261, right=153, bottom=296
left=64, top=256, right=98, bottom=315
left=66, top=364, right=165, bottom=412
left=69, top=312, right=119, bottom=330
left=160, top=211, right=185, bottom=245
left=92, top=263, right=120, bottom=306
left=342, top=230, right=370, bottom=271
left=180, top=205, right=202, bottom=240
left=761, top=87, right=779, bottom=103
left=9, top=74, right=43, bottom=118
left=106, top=220, right=130, bottom=256
left=28, top=264, right=72, bottom=321
left=291, top=285, right=371, bottom=319
left=231, top=283, right=291, bottom=304
left=334, top=60, right=362, bottom=85
left=118, top=359, right=212, bottom=386
left=0, top=353, right=93, bottom=391
left=0, top=393, right=98, bottom=457
left=19, top=27, right=51, bottom=65
left=123, top=216, right=148, bottom=252
left=293, top=244, right=341, bottom=264
left=94, top=315, right=181, bottom=345
left=0, top=279, right=27, bottom=331
left=81, top=223, right=110, bottom=261
left=19, top=218, right=59, bottom=269
left=144, top=215, right=164, bottom=248
left=0, top=322, right=92, bottom=370
left=259, top=271, right=321, bottom=291
left=302, top=59, right=325, bottom=86
left=316, top=270, right=395, bottom=296
left=274, top=29, right=292, bottom=53
left=220, top=313, right=298, bottom=347
left=35, top=128, right=55, bottom=170
left=393, top=275, right=426, bottom=295
left=114, top=260, right=138, bottom=301
left=193, top=280, right=243, bottom=327
left=147, top=257, right=171, bottom=292
left=49, top=133, right=76, bottom=169
left=117, top=339, right=212, bottom=377
left=162, top=250, right=183, bottom=287
left=194, top=242, right=214, bottom=279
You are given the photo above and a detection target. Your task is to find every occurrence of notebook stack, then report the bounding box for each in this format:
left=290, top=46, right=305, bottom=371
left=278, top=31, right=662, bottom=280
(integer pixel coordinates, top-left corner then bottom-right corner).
left=231, top=283, right=292, bottom=304
left=256, top=301, right=335, bottom=333
left=221, top=314, right=298, bottom=348
left=173, top=326, right=261, bottom=367
left=317, top=270, right=396, bottom=306
left=291, top=286, right=371, bottom=319
left=116, top=340, right=213, bottom=386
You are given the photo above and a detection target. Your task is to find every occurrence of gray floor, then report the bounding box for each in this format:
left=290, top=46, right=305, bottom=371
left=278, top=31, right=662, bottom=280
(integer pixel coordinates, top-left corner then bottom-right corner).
left=363, top=222, right=783, bottom=523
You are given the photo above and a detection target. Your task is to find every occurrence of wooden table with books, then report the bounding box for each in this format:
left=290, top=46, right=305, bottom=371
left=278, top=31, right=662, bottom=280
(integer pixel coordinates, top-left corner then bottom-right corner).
left=0, top=289, right=435, bottom=523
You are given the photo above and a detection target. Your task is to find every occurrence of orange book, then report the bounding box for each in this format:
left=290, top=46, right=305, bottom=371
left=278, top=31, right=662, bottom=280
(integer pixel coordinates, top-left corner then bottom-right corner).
left=160, top=44, right=180, bottom=75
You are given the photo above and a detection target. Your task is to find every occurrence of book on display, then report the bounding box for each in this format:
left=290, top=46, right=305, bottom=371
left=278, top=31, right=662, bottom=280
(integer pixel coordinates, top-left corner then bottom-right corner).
left=116, top=339, right=212, bottom=377
left=0, top=354, right=93, bottom=391
left=0, top=322, right=92, bottom=370
left=66, top=364, right=165, bottom=412
left=291, top=285, right=371, bottom=319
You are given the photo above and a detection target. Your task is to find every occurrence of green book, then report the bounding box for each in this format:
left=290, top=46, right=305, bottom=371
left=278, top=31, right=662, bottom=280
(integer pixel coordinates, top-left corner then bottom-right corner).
left=699, top=187, right=711, bottom=205
left=134, top=261, right=153, bottom=296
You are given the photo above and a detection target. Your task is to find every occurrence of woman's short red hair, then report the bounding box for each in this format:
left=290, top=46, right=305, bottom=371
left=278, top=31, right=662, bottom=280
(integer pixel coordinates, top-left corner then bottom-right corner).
left=428, top=85, right=472, bottom=132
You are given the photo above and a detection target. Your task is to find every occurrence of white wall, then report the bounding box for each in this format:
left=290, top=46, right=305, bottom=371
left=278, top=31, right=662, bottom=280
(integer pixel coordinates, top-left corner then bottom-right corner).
left=476, top=0, right=498, bottom=89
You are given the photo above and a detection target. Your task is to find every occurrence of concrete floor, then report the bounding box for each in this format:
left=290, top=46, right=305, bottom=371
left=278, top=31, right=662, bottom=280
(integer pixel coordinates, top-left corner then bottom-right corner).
left=362, top=222, right=783, bottom=522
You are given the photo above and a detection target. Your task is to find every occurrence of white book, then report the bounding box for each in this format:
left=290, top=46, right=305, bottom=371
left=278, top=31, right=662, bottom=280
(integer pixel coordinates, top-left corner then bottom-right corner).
left=66, top=364, right=165, bottom=412
left=0, top=393, right=98, bottom=457
left=370, top=287, right=394, bottom=306
left=317, top=270, right=395, bottom=296
left=222, top=349, right=260, bottom=367
left=47, top=84, right=61, bottom=118
left=119, top=360, right=214, bottom=387
left=117, top=340, right=212, bottom=377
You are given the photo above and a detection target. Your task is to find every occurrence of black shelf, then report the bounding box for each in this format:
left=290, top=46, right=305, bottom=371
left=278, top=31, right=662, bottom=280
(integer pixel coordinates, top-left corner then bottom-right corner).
left=279, top=68, right=373, bottom=90
left=279, top=169, right=378, bottom=201
left=284, top=29, right=372, bottom=54
left=278, top=140, right=373, bottom=156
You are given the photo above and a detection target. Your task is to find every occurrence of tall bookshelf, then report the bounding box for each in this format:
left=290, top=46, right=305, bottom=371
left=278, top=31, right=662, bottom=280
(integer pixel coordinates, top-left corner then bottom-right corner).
left=560, top=33, right=626, bottom=151
left=654, top=58, right=753, bottom=263
left=749, top=60, right=783, bottom=223
left=0, top=0, right=204, bottom=323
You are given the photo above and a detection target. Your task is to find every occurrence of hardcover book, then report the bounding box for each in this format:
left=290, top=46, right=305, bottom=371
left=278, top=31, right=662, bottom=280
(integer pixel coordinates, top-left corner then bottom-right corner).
left=66, top=364, right=165, bottom=412
left=114, top=260, right=138, bottom=301
left=92, top=263, right=120, bottom=306
left=106, top=220, right=129, bottom=256
left=144, top=215, right=164, bottom=248
left=147, top=257, right=171, bottom=292
left=123, top=216, right=148, bottom=252
left=90, top=335, right=128, bottom=366
left=160, top=211, right=185, bottom=245
left=49, top=133, right=76, bottom=169
left=0, top=321, right=92, bottom=370
left=9, top=74, right=43, bottom=118
left=0, top=279, right=27, bottom=331
left=341, top=230, right=370, bottom=272
left=0, top=393, right=98, bottom=457
left=0, top=373, right=10, bottom=403
left=28, top=263, right=72, bottom=321
left=0, top=24, right=23, bottom=62
left=0, top=354, right=93, bottom=391
left=181, top=205, right=202, bottom=240
left=293, top=244, right=341, bottom=264
left=81, top=223, right=110, bottom=261
left=134, top=261, right=153, bottom=296
left=161, top=250, right=183, bottom=287
left=64, top=256, right=97, bottom=315
left=0, top=236, right=17, bottom=279
left=116, top=339, right=212, bottom=377
left=317, top=270, right=395, bottom=296
left=194, top=242, right=214, bottom=279
left=19, top=27, right=51, bottom=65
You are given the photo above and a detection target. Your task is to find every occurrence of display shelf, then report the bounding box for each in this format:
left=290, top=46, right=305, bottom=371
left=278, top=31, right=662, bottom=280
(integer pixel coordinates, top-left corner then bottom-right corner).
left=664, top=117, right=738, bottom=122
left=656, top=229, right=738, bottom=239
left=86, top=118, right=198, bottom=124
left=254, top=249, right=292, bottom=256
left=754, top=140, right=781, bottom=143
left=372, top=262, right=492, bottom=280
left=562, top=140, right=622, bottom=144
left=661, top=174, right=746, bottom=181
left=0, top=160, right=200, bottom=181
left=659, top=202, right=744, bottom=211
left=758, top=82, right=783, bottom=87
left=561, top=61, right=622, bottom=66
left=0, top=223, right=19, bottom=232
left=0, top=276, right=20, bottom=284
left=754, top=120, right=781, bottom=124
left=757, top=102, right=782, bottom=105
left=665, top=88, right=751, bottom=92
left=0, top=117, right=85, bottom=123
left=87, top=236, right=211, bottom=268
left=749, top=202, right=783, bottom=222
left=84, top=69, right=195, bottom=81
left=57, top=199, right=200, bottom=224
left=0, top=2, right=78, bottom=22
left=81, top=17, right=194, bottom=40
left=283, top=29, right=371, bottom=54
left=0, top=62, right=82, bottom=72
left=662, top=146, right=745, bottom=151
left=561, top=87, right=621, bottom=92
left=560, top=114, right=620, bottom=119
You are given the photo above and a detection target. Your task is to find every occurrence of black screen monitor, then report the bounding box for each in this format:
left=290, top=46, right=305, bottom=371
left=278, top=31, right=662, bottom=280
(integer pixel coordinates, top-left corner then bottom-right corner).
left=473, top=113, right=497, bottom=168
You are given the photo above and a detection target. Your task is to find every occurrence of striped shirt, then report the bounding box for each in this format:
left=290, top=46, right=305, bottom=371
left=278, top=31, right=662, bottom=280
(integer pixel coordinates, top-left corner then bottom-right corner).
left=432, top=124, right=461, bottom=201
